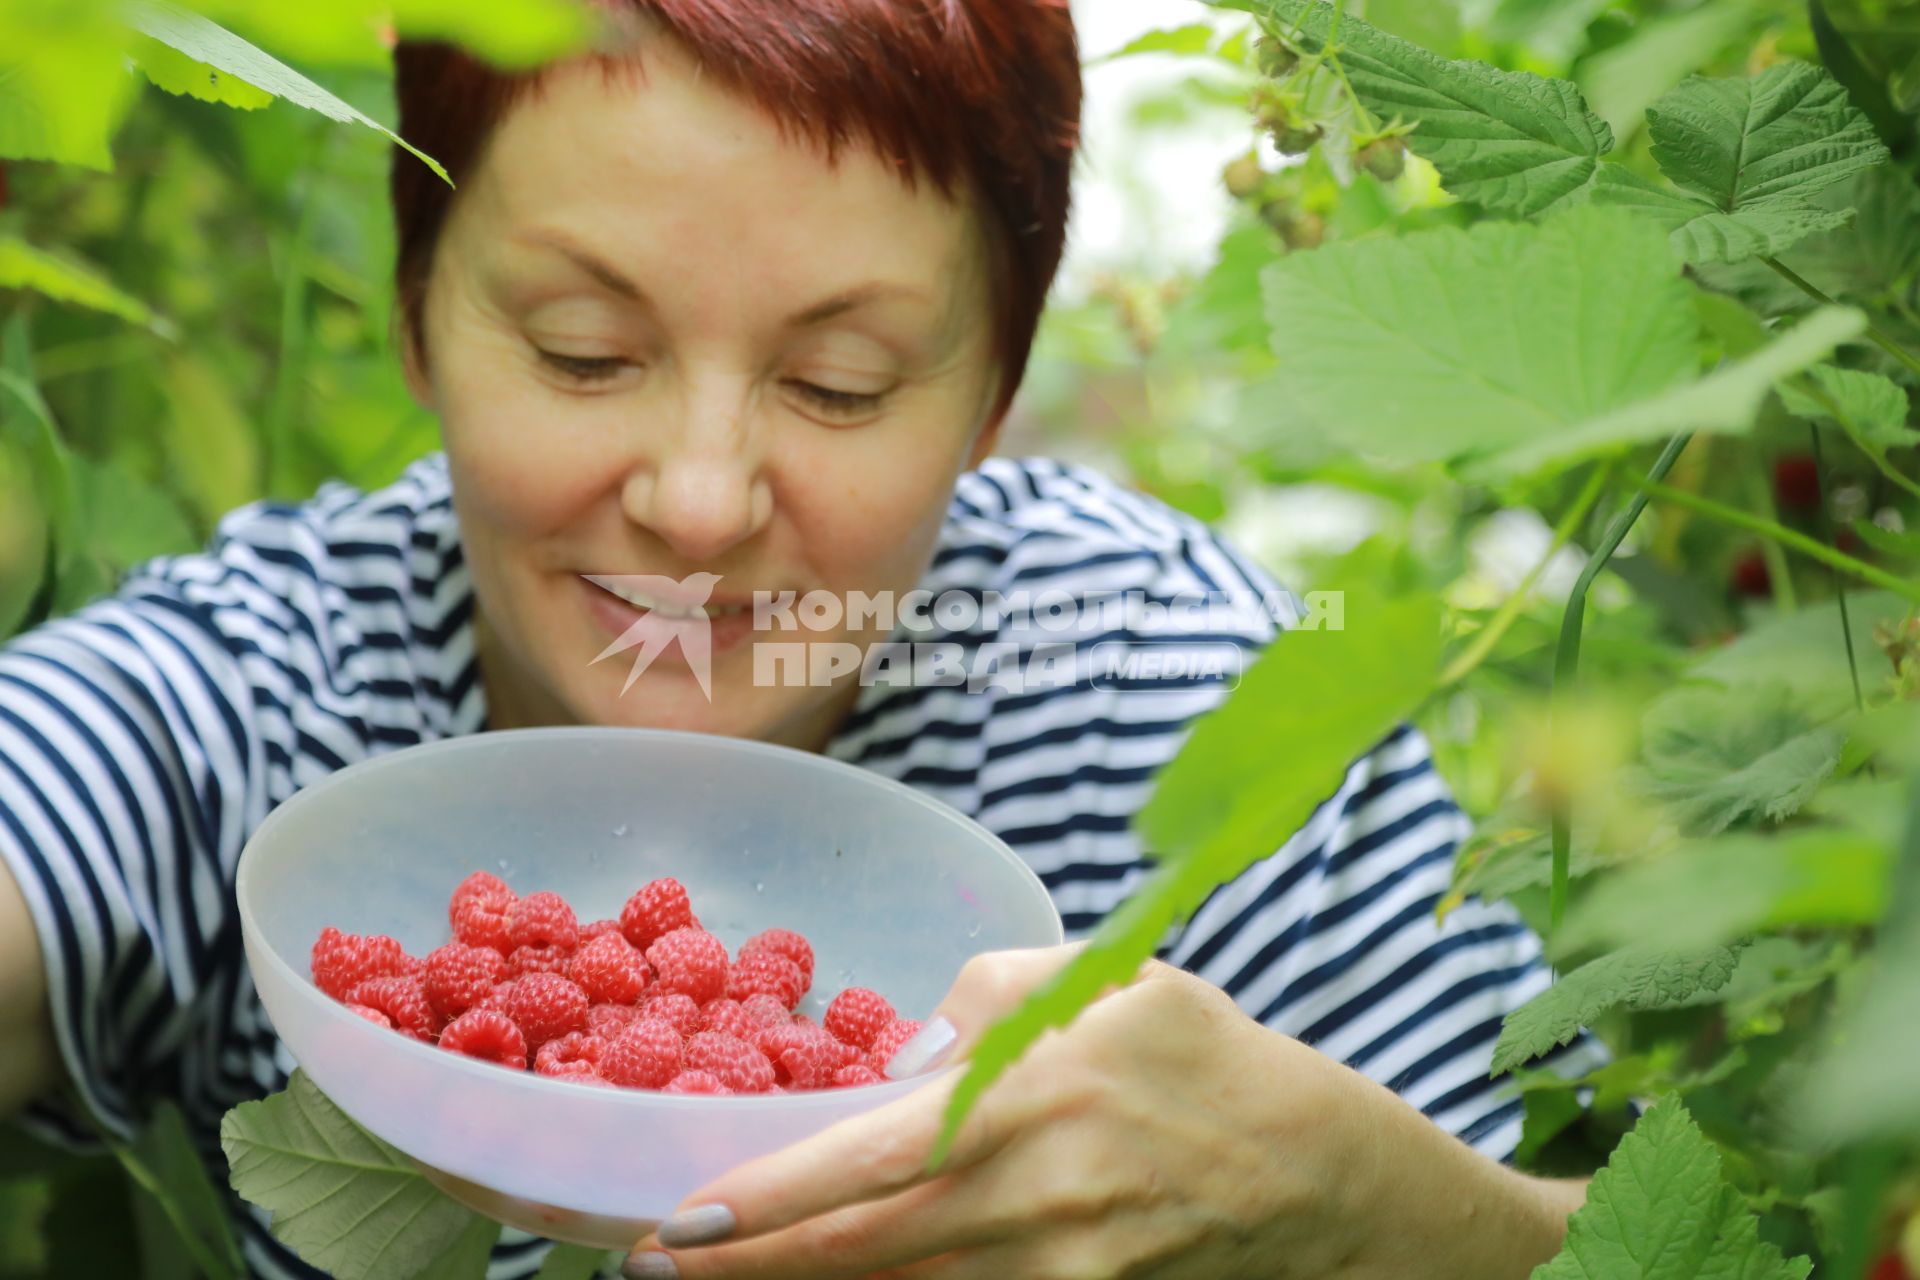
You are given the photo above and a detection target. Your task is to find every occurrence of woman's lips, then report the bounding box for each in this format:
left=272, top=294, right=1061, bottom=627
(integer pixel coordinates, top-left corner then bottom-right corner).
left=579, top=576, right=759, bottom=659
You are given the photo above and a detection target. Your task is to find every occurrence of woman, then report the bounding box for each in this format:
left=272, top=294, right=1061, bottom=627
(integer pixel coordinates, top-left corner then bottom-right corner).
left=0, top=3, right=1600, bottom=1277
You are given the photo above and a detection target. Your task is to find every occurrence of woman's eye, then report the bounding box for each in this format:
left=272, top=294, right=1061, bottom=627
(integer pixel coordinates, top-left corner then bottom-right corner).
left=536, top=349, right=628, bottom=384
left=788, top=381, right=887, bottom=418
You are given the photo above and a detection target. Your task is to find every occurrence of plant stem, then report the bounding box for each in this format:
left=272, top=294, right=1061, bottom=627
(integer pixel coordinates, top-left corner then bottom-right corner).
left=1639, top=480, right=1920, bottom=603
left=1764, top=256, right=1920, bottom=380
left=1548, top=434, right=1694, bottom=931
left=1745, top=455, right=1798, bottom=613
left=1806, top=425, right=1867, bottom=714
left=1439, top=463, right=1610, bottom=687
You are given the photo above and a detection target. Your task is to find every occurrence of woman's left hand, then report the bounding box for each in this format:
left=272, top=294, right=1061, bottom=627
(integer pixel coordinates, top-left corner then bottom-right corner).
left=620, top=944, right=1387, bottom=1280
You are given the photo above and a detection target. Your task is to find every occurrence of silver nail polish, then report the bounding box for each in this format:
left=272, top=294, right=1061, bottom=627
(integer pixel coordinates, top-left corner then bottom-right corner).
left=883, top=1015, right=958, bottom=1080
left=622, top=1250, right=679, bottom=1280
left=657, top=1203, right=737, bottom=1247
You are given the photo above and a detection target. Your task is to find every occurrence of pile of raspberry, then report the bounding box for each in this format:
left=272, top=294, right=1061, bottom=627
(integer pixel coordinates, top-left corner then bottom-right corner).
left=307, top=872, right=923, bottom=1095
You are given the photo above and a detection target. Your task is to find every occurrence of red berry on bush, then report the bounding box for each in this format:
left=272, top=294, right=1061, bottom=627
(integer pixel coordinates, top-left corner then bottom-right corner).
left=1772, top=455, right=1821, bottom=510
left=620, top=878, right=698, bottom=949
left=439, top=1009, right=528, bottom=1069
left=1730, top=551, right=1771, bottom=598
left=1868, top=1253, right=1914, bottom=1280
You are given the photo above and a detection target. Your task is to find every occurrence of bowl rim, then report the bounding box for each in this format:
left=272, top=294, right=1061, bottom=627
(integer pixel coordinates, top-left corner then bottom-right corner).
left=237, top=725, right=1062, bottom=1108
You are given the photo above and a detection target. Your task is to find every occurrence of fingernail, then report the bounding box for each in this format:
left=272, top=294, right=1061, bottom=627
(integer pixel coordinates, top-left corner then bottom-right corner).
left=657, top=1203, right=736, bottom=1247
left=884, top=1016, right=958, bottom=1080
left=622, top=1251, right=679, bottom=1280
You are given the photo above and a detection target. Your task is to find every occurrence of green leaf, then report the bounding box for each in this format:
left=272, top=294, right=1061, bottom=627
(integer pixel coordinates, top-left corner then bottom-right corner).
left=1476, top=305, right=1864, bottom=477
left=220, top=1071, right=486, bottom=1280
left=1690, top=591, right=1914, bottom=718
left=1092, top=23, right=1220, bottom=62
left=406, top=1213, right=500, bottom=1280
left=932, top=587, right=1441, bottom=1165
left=1555, top=826, right=1890, bottom=955
left=1594, top=63, right=1892, bottom=267
left=0, top=430, right=47, bottom=638
left=131, top=34, right=274, bottom=110
left=1779, top=364, right=1914, bottom=449
left=533, top=1243, right=622, bottom=1280
left=1649, top=64, right=1890, bottom=213
left=1248, top=0, right=1614, bottom=215
left=0, top=236, right=174, bottom=336
left=1491, top=945, right=1742, bottom=1076
left=122, top=1, right=451, bottom=186
left=110, top=1103, right=245, bottom=1280
left=1631, top=683, right=1847, bottom=836
left=1532, top=1096, right=1811, bottom=1280
left=0, top=2, right=137, bottom=171
left=1575, top=2, right=1763, bottom=142
left=160, top=353, right=262, bottom=525
left=386, top=0, right=598, bottom=71
left=1261, top=205, right=1696, bottom=465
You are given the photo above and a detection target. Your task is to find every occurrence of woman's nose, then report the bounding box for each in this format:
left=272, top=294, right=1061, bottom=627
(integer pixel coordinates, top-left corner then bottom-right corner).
left=620, top=388, right=774, bottom=562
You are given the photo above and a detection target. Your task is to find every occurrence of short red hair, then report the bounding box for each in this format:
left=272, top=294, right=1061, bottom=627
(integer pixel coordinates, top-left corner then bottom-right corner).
left=390, top=2, right=1081, bottom=425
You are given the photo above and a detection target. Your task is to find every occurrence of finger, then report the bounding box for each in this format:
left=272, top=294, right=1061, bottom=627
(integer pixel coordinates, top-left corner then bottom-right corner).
left=908, top=940, right=1155, bottom=1069
left=650, top=1065, right=1022, bottom=1251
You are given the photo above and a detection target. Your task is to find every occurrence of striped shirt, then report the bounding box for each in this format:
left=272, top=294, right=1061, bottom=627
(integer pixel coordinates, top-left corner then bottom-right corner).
left=0, top=453, right=1597, bottom=1278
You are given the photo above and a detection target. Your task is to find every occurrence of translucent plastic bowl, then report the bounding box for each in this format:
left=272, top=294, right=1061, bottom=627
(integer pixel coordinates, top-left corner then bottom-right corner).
left=236, top=727, right=1063, bottom=1248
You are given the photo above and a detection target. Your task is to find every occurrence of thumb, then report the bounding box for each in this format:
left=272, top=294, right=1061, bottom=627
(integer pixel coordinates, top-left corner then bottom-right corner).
left=885, top=941, right=1149, bottom=1079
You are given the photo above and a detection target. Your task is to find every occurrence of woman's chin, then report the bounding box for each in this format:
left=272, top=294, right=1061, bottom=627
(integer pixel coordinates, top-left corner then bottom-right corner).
left=573, top=664, right=784, bottom=739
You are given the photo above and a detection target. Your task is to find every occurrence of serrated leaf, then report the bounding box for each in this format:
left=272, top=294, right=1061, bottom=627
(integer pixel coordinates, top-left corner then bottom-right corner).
left=1555, top=826, right=1890, bottom=956
left=1575, top=2, right=1762, bottom=141
left=1261, top=205, right=1696, bottom=465
left=932, top=587, right=1441, bottom=1165
left=406, top=1213, right=498, bottom=1280
left=1476, top=305, right=1863, bottom=477
left=1533, top=1096, right=1811, bottom=1280
left=0, top=4, right=137, bottom=171
left=131, top=34, right=273, bottom=109
left=1691, top=591, right=1913, bottom=718
left=1589, top=166, right=1856, bottom=265
left=1650, top=64, right=1890, bottom=212
left=1632, top=683, right=1846, bottom=836
left=1249, top=0, right=1613, bottom=215
left=122, top=1, right=450, bottom=186
left=1779, top=364, right=1914, bottom=449
left=0, top=236, right=173, bottom=335
left=1492, top=945, right=1742, bottom=1076
left=220, top=1071, right=484, bottom=1280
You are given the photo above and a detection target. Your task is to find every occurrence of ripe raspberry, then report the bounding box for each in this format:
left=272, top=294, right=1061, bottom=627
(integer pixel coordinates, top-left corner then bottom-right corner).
left=685, top=1031, right=775, bottom=1094
left=825, top=988, right=895, bottom=1052
left=643, top=992, right=703, bottom=1040
left=399, top=954, right=426, bottom=980
left=580, top=918, right=624, bottom=943
left=347, top=975, right=437, bottom=1041
left=507, top=944, right=573, bottom=979
left=833, top=1063, right=884, bottom=1088
left=700, top=998, right=756, bottom=1041
left=646, top=928, right=729, bottom=1005
left=568, top=932, right=650, bottom=1006
left=424, top=943, right=508, bottom=1023
left=453, top=897, right=513, bottom=954
left=439, top=1009, right=527, bottom=1069
left=534, top=1031, right=606, bottom=1076
left=756, top=1022, right=814, bottom=1074
left=780, top=1031, right=861, bottom=1090
left=619, top=878, right=698, bottom=949
left=507, top=891, right=579, bottom=953
left=347, top=1004, right=391, bottom=1028
left=476, top=978, right=518, bottom=1016
left=726, top=949, right=805, bottom=1009
left=866, top=1019, right=924, bottom=1076
left=740, top=928, right=814, bottom=988
left=507, top=973, right=590, bottom=1050
left=600, top=1018, right=684, bottom=1089
left=449, top=870, right=514, bottom=927
left=664, top=1070, right=730, bottom=1095
left=740, top=993, right=791, bottom=1030
left=311, top=927, right=408, bottom=1001
left=587, top=1003, right=642, bottom=1038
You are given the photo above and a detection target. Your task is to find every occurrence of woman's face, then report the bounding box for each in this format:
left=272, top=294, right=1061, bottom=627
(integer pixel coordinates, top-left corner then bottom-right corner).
left=410, top=40, right=1002, bottom=749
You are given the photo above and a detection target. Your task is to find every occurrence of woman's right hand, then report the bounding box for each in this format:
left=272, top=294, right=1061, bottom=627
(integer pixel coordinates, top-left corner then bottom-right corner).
left=0, top=857, right=55, bottom=1120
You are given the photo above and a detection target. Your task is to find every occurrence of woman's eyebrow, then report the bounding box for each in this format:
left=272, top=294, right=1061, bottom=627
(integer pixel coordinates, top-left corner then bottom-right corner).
left=510, top=227, right=932, bottom=326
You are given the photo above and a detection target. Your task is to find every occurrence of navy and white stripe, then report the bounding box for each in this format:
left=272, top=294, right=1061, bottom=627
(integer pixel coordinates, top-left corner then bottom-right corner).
left=0, top=453, right=1599, bottom=1279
